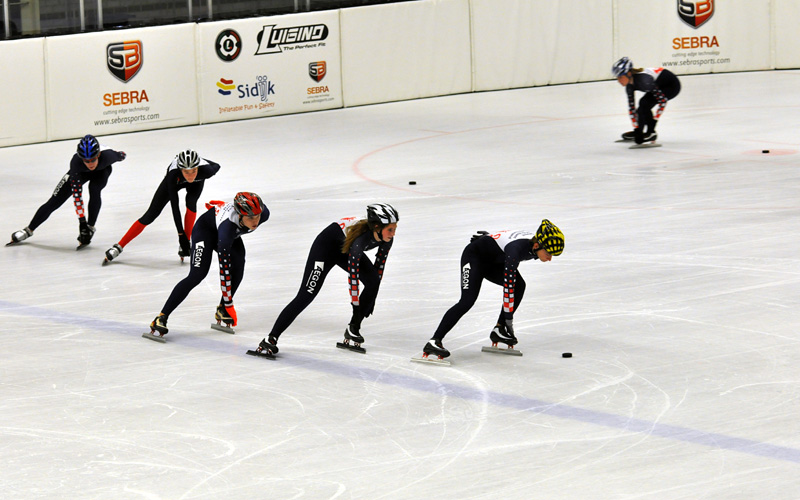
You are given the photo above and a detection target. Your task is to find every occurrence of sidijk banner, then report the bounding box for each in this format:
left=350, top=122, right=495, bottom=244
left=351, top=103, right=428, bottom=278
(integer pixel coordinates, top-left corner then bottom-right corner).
left=197, top=11, right=343, bottom=124
left=44, top=24, right=199, bottom=140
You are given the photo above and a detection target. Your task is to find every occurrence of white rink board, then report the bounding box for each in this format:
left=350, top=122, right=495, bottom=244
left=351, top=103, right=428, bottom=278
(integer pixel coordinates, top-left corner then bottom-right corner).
left=197, top=11, right=342, bottom=124
left=44, top=24, right=199, bottom=141
left=470, top=0, right=613, bottom=91
left=615, top=0, right=772, bottom=75
left=0, top=39, right=47, bottom=147
left=774, top=0, right=800, bottom=68
left=340, top=0, right=471, bottom=107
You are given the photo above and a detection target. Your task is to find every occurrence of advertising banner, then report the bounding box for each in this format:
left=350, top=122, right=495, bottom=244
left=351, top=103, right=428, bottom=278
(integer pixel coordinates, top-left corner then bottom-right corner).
left=0, top=39, right=47, bottom=147
left=44, top=24, right=199, bottom=141
left=616, top=0, right=772, bottom=75
left=197, top=11, right=342, bottom=124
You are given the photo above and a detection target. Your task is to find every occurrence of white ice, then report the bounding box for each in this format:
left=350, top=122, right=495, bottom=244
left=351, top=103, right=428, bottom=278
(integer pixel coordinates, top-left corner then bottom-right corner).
left=1, top=70, right=800, bottom=499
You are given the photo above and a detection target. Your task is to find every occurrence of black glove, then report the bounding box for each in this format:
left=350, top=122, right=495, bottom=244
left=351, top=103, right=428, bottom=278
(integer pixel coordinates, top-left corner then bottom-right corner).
left=634, top=126, right=645, bottom=145
left=471, top=230, right=489, bottom=242
left=178, top=233, right=190, bottom=257
left=118, top=151, right=127, bottom=161
left=78, top=219, right=95, bottom=245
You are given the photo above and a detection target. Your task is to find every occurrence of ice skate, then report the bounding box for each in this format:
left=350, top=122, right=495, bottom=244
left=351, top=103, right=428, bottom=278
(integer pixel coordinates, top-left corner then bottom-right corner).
left=6, top=227, right=33, bottom=246
left=178, top=246, right=190, bottom=263
left=630, top=132, right=660, bottom=149
left=615, top=131, right=636, bottom=143
left=246, top=335, right=278, bottom=360
left=211, top=304, right=235, bottom=334
left=336, top=324, right=366, bottom=354
left=411, top=339, right=452, bottom=366
left=143, top=314, right=168, bottom=343
left=76, top=225, right=95, bottom=250
left=482, top=323, right=523, bottom=356
left=102, top=244, right=123, bottom=265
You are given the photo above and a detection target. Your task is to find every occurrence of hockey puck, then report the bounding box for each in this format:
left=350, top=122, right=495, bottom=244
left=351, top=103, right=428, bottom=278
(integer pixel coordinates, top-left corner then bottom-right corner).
left=562, top=352, right=572, bottom=358
left=762, top=150, right=769, bottom=154
left=409, top=181, right=417, bottom=185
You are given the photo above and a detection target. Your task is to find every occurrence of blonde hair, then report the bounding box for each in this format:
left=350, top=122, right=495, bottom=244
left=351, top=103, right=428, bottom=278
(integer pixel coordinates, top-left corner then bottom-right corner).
left=342, top=219, right=371, bottom=254
left=631, top=67, right=644, bottom=74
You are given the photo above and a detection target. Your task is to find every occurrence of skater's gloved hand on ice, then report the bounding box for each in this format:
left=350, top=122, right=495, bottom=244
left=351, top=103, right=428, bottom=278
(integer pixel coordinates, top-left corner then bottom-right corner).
left=178, top=233, right=190, bottom=256
left=634, top=126, right=645, bottom=145
left=471, top=230, right=489, bottom=242
left=78, top=219, right=95, bottom=244
left=118, top=151, right=126, bottom=161
left=224, top=304, right=237, bottom=327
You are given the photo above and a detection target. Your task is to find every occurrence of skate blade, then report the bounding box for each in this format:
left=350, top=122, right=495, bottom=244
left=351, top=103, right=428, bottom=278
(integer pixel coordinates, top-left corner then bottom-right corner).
left=210, top=323, right=235, bottom=334
left=246, top=349, right=276, bottom=360
left=481, top=346, right=523, bottom=356
left=142, top=332, right=167, bottom=343
left=76, top=243, right=91, bottom=251
left=614, top=139, right=633, bottom=143
left=336, top=342, right=366, bottom=354
left=411, top=356, right=451, bottom=366
left=629, top=142, right=662, bottom=149
left=5, top=241, right=19, bottom=247
left=102, top=258, right=111, bottom=266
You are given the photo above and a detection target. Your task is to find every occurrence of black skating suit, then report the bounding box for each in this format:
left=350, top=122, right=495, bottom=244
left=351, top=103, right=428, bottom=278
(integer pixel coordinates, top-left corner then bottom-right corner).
left=267, top=217, right=393, bottom=339
left=626, top=67, right=681, bottom=135
left=432, top=230, right=540, bottom=341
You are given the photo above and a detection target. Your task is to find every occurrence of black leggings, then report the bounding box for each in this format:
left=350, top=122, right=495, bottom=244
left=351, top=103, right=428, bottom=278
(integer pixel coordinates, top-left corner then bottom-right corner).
left=29, top=168, right=112, bottom=230
left=432, top=245, right=526, bottom=341
left=161, top=222, right=246, bottom=316
left=268, top=223, right=380, bottom=339
left=138, top=177, right=203, bottom=225
left=638, top=70, right=681, bottom=132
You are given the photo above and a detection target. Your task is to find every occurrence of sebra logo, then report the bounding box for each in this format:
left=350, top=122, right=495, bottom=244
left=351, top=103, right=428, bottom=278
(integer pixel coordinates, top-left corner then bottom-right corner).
left=107, top=41, right=143, bottom=83
left=677, top=0, right=714, bottom=29
left=193, top=241, right=205, bottom=268
left=306, top=261, right=324, bottom=293
left=255, top=24, right=329, bottom=55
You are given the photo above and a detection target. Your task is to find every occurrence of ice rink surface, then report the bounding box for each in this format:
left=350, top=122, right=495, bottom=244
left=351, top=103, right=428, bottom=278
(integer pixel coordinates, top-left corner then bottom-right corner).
left=2, top=70, right=799, bottom=499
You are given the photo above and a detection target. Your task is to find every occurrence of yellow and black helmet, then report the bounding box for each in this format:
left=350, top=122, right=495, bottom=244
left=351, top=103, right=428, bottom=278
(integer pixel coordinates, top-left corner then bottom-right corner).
left=535, top=219, right=564, bottom=256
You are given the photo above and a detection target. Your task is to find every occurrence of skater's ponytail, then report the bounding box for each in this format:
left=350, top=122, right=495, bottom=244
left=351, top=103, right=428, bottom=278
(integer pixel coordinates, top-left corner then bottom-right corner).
left=342, top=219, right=370, bottom=254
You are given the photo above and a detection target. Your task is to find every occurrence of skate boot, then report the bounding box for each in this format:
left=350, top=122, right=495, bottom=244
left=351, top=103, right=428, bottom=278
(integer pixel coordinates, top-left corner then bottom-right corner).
left=211, top=304, right=235, bottom=334
left=483, top=323, right=523, bottom=356
left=7, top=227, right=33, bottom=246
left=143, top=314, right=169, bottom=343
left=422, top=339, right=450, bottom=360
left=247, top=334, right=280, bottom=360
left=489, top=323, right=518, bottom=347
left=642, top=131, right=658, bottom=143
left=621, top=131, right=636, bottom=141
left=336, top=323, right=366, bottom=353
left=103, top=244, right=123, bottom=265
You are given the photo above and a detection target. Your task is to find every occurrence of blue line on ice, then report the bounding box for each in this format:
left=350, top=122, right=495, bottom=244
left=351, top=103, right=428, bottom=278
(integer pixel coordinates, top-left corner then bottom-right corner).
left=3, top=300, right=799, bottom=465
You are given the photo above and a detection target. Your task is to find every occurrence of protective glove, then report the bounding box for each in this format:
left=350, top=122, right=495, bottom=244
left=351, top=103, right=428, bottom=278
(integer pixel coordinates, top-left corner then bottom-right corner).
left=471, top=230, right=489, bottom=242
left=178, top=232, right=190, bottom=257
left=224, top=304, right=238, bottom=327
left=118, top=151, right=127, bottom=161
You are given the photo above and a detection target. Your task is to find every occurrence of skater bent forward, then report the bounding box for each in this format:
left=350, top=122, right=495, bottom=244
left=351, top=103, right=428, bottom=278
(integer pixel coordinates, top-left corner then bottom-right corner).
left=104, top=149, right=221, bottom=265
left=612, top=57, right=681, bottom=145
left=421, top=219, right=564, bottom=361
left=147, top=192, right=268, bottom=339
left=7, top=134, right=126, bottom=249
left=252, top=203, right=399, bottom=357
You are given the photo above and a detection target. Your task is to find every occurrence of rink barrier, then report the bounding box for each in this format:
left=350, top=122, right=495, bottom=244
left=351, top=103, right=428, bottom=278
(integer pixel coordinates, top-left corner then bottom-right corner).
left=1, top=0, right=798, bottom=147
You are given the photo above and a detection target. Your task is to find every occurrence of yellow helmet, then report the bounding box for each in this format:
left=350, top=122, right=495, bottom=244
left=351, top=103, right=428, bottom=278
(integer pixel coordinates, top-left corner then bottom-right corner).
left=536, top=219, right=564, bottom=256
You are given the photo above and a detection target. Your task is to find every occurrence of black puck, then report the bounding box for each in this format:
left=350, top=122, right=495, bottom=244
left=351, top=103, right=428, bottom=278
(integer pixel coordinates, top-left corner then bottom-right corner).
left=562, top=352, right=572, bottom=358
left=409, top=181, right=417, bottom=185
left=762, top=150, right=769, bottom=154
